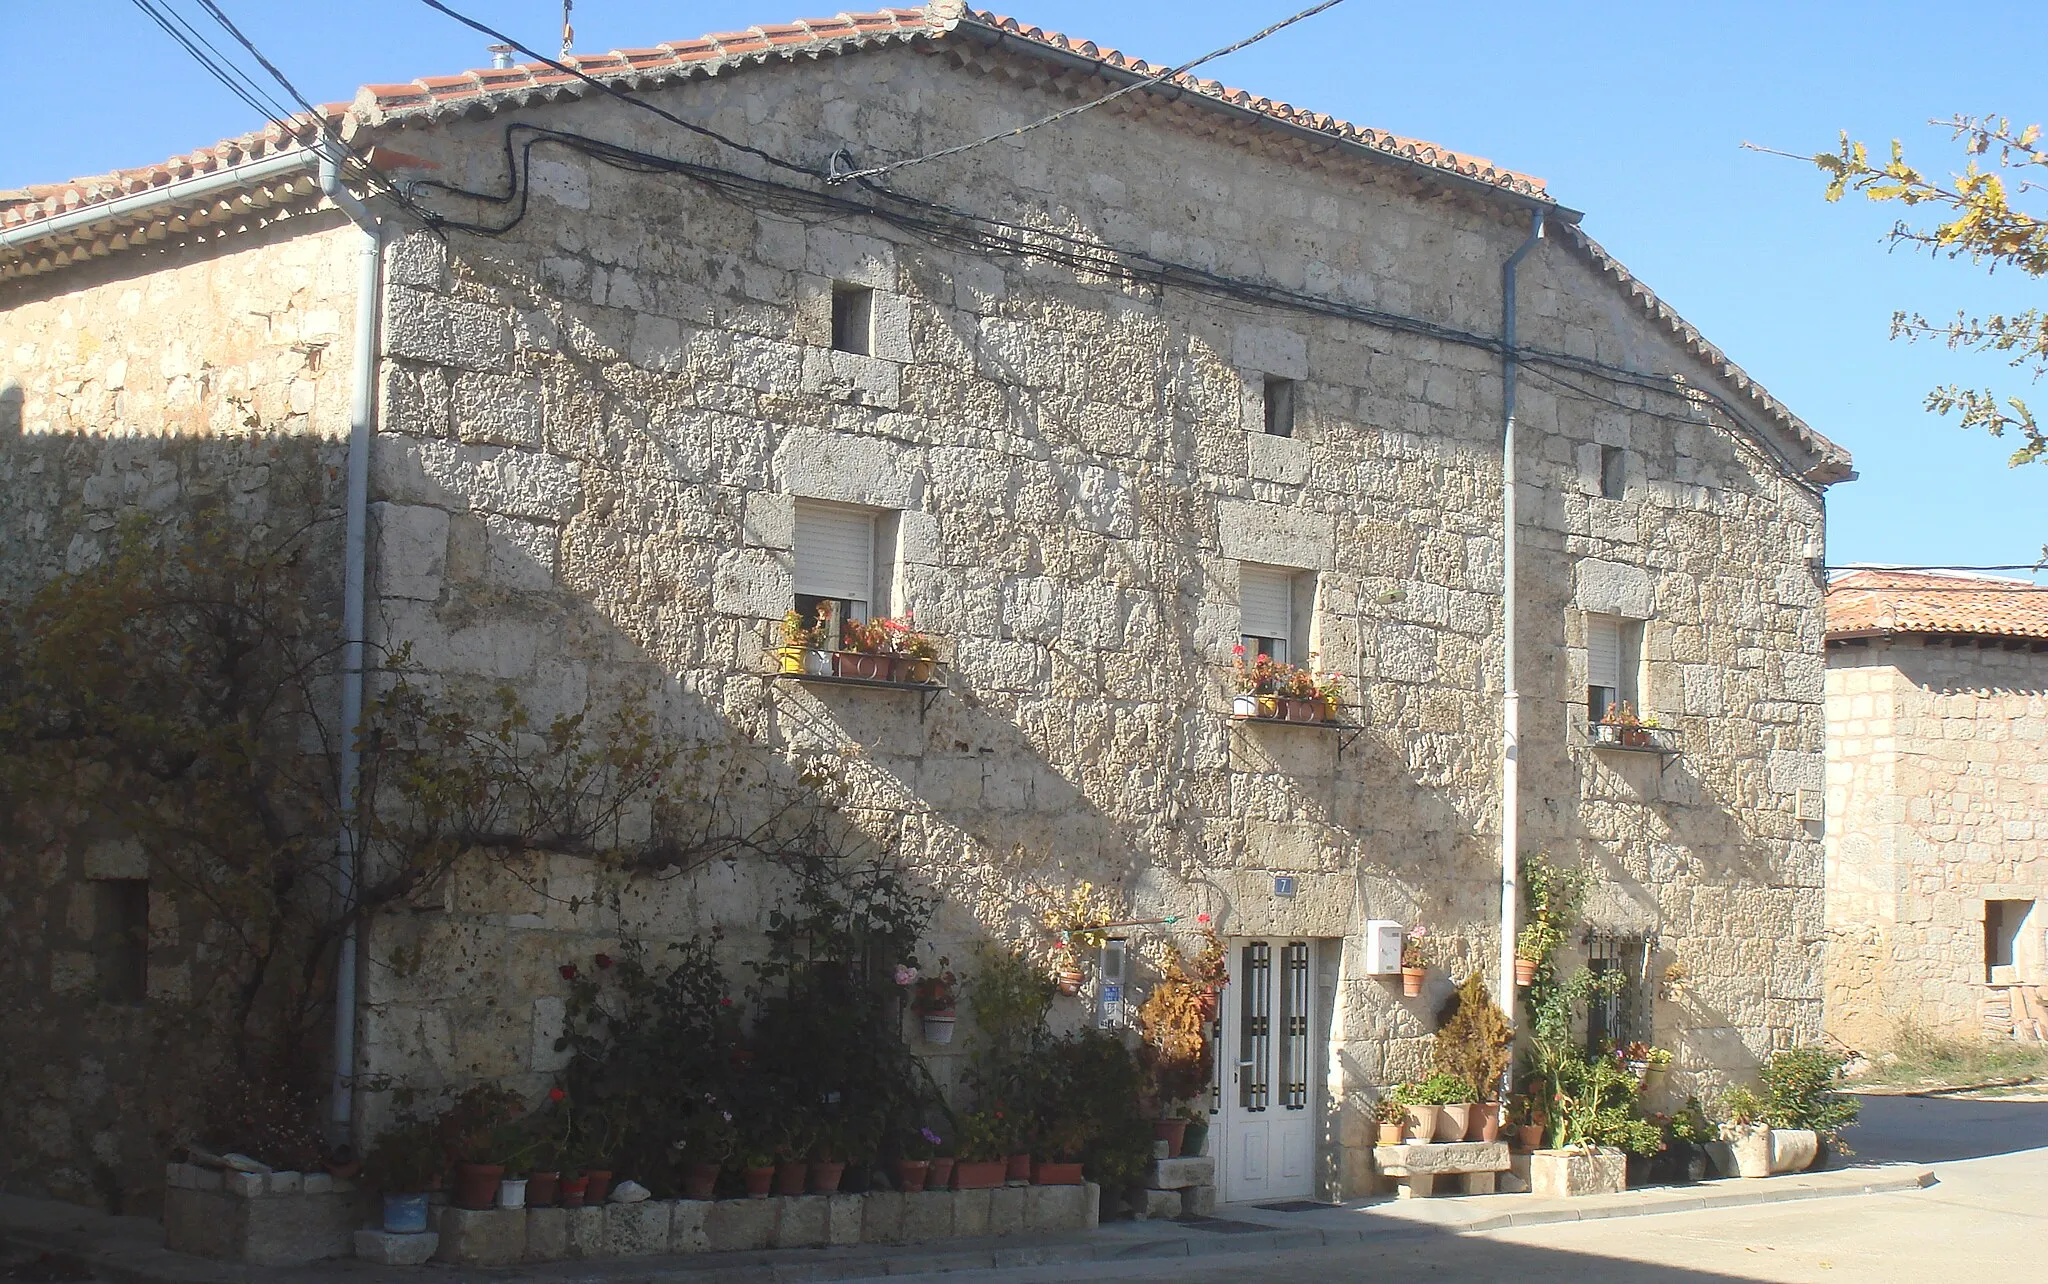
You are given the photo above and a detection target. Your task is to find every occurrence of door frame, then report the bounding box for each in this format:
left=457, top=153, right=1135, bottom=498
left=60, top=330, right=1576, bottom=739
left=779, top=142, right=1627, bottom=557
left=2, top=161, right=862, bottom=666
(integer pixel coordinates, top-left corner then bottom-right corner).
left=1209, top=935, right=1326, bottom=1204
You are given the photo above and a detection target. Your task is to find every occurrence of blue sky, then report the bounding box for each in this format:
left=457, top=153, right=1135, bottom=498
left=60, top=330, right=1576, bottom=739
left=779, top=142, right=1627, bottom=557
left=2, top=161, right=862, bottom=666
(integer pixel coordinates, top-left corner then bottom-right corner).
left=5, top=1, right=2042, bottom=577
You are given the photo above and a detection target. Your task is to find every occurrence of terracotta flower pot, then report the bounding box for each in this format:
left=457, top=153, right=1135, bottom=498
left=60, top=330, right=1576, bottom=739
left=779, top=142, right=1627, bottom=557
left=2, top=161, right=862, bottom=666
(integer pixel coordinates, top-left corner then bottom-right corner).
left=1435, top=1103, right=1472, bottom=1143
left=558, top=1175, right=589, bottom=1208
left=809, top=1160, right=846, bottom=1194
left=1055, top=964, right=1085, bottom=996
left=928, top=1157, right=956, bottom=1190
left=582, top=1169, right=613, bottom=1204
left=1514, top=957, right=1540, bottom=987
left=742, top=1166, right=775, bottom=1198
left=1401, top=966, right=1426, bottom=997
left=895, top=1159, right=930, bottom=1193
left=951, top=1160, right=1006, bottom=1189
left=775, top=1161, right=808, bottom=1196
left=682, top=1162, right=720, bottom=1200
left=453, top=1163, right=504, bottom=1211
left=1006, top=1153, right=1033, bottom=1183
left=1403, top=1104, right=1441, bottom=1142
left=1516, top=1124, right=1545, bottom=1151
left=1469, top=1106, right=1501, bottom=1143
left=1151, top=1119, right=1188, bottom=1158
left=526, top=1170, right=560, bottom=1207
left=1033, top=1161, right=1084, bottom=1185
left=1197, top=989, right=1220, bottom=1022
left=1377, top=1122, right=1405, bottom=1146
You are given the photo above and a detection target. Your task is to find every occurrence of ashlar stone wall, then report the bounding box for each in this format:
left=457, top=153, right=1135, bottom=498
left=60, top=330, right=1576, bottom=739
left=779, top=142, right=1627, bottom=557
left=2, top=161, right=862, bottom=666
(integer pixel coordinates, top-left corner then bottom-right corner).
left=1825, top=637, right=2048, bottom=1047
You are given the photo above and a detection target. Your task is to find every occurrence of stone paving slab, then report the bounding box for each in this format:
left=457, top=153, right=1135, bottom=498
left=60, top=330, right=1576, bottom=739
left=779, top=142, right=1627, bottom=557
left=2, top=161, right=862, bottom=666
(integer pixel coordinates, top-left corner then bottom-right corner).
left=0, top=1164, right=1937, bottom=1284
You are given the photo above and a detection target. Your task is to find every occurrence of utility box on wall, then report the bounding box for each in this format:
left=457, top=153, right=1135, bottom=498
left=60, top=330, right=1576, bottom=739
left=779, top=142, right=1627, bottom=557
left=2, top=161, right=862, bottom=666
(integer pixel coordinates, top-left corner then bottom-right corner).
left=1363, top=920, right=1404, bottom=976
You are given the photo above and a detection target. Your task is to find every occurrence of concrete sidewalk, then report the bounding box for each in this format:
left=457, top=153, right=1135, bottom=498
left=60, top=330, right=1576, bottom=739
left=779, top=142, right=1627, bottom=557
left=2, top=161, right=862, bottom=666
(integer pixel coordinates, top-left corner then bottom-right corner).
left=0, top=1163, right=1933, bottom=1283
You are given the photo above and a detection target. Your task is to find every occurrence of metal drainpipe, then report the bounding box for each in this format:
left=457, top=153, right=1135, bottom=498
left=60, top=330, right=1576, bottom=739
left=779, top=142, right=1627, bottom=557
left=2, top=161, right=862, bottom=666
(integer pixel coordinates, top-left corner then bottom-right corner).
left=1497, top=207, right=1545, bottom=1037
left=319, top=137, right=382, bottom=1146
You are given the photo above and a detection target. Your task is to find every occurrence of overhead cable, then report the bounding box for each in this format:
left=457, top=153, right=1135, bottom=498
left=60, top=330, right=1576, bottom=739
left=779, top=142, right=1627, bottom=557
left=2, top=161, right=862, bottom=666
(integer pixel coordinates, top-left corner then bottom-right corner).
left=829, top=0, right=1352, bottom=184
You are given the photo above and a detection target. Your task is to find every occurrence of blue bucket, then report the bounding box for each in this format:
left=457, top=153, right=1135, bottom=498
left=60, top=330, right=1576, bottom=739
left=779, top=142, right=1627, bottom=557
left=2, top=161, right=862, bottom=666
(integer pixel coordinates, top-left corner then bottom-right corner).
left=382, top=1192, right=429, bottom=1234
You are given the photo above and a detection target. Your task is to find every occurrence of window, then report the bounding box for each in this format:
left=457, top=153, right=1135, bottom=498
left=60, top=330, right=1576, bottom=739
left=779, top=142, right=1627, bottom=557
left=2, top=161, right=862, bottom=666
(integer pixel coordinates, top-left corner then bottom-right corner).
left=1239, top=564, right=1299, bottom=665
left=830, top=283, right=873, bottom=355
left=793, top=501, right=876, bottom=649
left=1262, top=376, right=1296, bottom=438
left=1587, top=613, right=1644, bottom=723
left=1987, top=900, right=2034, bottom=983
left=93, top=878, right=148, bottom=1003
left=1585, top=933, right=1652, bottom=1054
left=1599, top=445, right=1626, bottom=499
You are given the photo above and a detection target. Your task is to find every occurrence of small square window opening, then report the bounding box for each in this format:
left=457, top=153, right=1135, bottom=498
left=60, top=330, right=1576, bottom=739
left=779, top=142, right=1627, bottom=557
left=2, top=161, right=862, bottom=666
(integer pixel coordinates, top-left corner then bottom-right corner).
left=1262, top=376, right=1296, bottom=438
left=1986, top=899, right=2034, bottom=983
left=1599, top=445, right=1626, bottom=499
left=830, top=283, right=874, bottom=356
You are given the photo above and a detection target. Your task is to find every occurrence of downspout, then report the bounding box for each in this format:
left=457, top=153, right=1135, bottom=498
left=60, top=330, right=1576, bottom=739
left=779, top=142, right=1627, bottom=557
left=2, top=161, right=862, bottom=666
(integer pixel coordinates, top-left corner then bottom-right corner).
left=320, top=136, right=382, bottom=1146
left=1497, top=208, right=1545, bottom=1030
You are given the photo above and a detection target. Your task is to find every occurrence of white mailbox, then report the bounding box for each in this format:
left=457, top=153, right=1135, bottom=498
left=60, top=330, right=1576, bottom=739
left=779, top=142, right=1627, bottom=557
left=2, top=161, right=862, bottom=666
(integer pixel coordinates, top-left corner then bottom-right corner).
left=1363, top=920, right=1405, bottom=976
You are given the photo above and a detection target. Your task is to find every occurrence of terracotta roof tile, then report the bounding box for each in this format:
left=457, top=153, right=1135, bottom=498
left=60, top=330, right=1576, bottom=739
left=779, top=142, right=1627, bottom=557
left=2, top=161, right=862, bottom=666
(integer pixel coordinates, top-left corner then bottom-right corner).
left=1827, top=570, right=2048, bottom=642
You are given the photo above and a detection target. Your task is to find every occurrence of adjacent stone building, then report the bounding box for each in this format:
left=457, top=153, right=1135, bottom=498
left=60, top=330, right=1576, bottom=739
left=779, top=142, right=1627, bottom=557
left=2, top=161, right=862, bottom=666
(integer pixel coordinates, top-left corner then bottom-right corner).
left=3, top=3, right=1851, bottom=1209
left=1824, top=570, right=2048, bottom=1048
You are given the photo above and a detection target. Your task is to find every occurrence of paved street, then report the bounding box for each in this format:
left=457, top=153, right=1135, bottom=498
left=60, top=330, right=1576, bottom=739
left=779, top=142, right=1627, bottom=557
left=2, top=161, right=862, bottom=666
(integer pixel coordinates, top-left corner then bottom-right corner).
left=903, top=1095, right=2048, bottom=1284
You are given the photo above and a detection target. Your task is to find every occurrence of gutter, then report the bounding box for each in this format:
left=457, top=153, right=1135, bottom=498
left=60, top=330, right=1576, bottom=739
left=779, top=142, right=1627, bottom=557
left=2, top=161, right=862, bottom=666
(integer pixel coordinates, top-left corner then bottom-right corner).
left=0, top=149, right=319, bottom=262
left=1497, top=208, right=1544, bottom=1044
left=318, top=137, right=382, bottom=1148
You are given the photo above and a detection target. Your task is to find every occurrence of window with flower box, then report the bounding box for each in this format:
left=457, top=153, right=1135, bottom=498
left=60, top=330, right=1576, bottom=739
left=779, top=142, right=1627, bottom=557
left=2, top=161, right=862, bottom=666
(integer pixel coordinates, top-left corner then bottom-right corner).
left=1232, top=563, right=1346, bottom=730
left=778, top=500, right=940, bottom=703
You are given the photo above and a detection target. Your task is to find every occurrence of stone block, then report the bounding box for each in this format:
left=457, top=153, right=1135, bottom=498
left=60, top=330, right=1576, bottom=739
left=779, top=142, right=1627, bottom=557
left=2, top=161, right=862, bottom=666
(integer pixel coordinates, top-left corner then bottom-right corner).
left=524, top=1207, right=566, bottom=1261
left=705, top=1198, right=776, bottom=1253
left=1395, top=1174, right=1440, bottom=1200
left=264, top=1171, right=302, bottom=1197
left=860, top=1189, right=904, bottom=1244
left=372, top=503, right=449, bottom=601
left=1372, top=1141, right=1510, bottom=1176
left=225, top=1170, right=265, bottom=1199
left=775, top=1195, right=828, bottom=1248
left=1082, top=1181, right=1101, bottom=1229
left=951, top=1187, right=991, bottom=1238
left=987, top=1184, right=1025, bottom=1236
left=1528, top=1148, right=1627, bottom=1199
left=164, top=1185, right=357, bottom=1265
left=165, top=1162, right=194, bottom=1190
left=434, top=1207, right=526, bottom=1266
left=354, top=1230, right=438, bottom=1265
left=606, top=1199, right=671, bottom=1256
left=1465, top=1172, right=1498, bottom=1195
left=562, top=1205, right=607, bottom=1259
left=1136, top=1188, right=1182, bottom=1220
left=825, top=1193, right=862, bottom=1247
left=193, top=1167, right=223, bottom=1192
left=301, top=1173, right=334, bottom=1196
left=900, top=1189, right=954, bottom=1243
left=1145, top=1156, right=1215, bottom=1190
left=669, top=1200, right=709, bottom=1254
left=1025, top=1182, right=1087, bottom=1230
left=1180, top=1184, right=1216, bottom=1219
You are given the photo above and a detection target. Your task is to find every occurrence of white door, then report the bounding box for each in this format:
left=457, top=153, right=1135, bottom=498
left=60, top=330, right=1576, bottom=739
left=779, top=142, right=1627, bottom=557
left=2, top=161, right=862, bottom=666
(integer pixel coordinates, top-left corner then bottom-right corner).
left=1216, top=938, right=1316, bottom=1203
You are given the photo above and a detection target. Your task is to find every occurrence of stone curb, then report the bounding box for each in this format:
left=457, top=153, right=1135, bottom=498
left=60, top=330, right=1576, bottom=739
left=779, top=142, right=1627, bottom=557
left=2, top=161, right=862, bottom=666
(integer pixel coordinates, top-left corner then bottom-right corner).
left=0, top=1167, right=1937, bottom=1284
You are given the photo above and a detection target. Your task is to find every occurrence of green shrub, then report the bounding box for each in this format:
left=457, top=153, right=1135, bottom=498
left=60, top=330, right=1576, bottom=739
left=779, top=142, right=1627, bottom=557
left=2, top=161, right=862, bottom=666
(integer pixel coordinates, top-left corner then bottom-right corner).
left=1760, top=1048, right=1860, bottom=1137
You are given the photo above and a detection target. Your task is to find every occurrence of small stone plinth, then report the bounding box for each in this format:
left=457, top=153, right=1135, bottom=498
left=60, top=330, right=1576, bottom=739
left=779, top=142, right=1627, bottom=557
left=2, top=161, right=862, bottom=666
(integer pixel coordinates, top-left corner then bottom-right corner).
left=1373, top=1141, right=1509, bottom=1198
left=163, top=1164, right=357, bottom=1265
left=1706, top=1126, right=1817, bottom=1179
left=353, top=1230, right=438, bottom=1266
left=705, top=1198, right=777, bottom=1253
left=607, top=1199, right=672, bottom=1256
left=434, top=1207, right=526, bottom=1266
left=1144, top=1157, right=1216, bottom=1190
left=1528, top=1147, right=1626, bottom=1198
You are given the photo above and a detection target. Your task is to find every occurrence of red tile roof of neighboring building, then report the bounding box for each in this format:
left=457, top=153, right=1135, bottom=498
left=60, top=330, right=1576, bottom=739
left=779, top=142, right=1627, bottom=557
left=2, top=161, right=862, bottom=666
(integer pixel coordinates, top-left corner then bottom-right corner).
left=1827, top=569, right=2048, bottom=642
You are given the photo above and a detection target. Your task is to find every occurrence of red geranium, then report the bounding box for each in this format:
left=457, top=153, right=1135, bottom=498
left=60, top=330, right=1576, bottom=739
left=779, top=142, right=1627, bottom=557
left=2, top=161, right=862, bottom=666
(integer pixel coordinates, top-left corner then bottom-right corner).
left=549, top=1087, right=565, bottom=1103
left=594, top=953, right=613, bottom=969
left=559, top=964, right=578, bottom=980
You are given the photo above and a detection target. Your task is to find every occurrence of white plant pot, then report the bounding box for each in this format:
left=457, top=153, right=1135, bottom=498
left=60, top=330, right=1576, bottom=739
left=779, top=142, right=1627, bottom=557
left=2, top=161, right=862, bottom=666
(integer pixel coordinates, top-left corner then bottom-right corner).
left=1231, top=694, right=1259, bottom=717
left=922, top=1014, right=957, bottom=1045
left=805, top=648, right=832, bottom=676
left=497, top=1177, right=527, bottom=1209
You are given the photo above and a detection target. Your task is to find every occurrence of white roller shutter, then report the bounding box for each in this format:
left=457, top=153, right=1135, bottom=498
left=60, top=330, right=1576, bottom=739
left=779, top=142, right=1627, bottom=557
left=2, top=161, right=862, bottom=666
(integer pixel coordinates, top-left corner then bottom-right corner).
left=1587, top=615, right=1622, bottom=691
left=1240, top=564, right=1294, bottom=645
left=794, top=503, right=874, bottom=607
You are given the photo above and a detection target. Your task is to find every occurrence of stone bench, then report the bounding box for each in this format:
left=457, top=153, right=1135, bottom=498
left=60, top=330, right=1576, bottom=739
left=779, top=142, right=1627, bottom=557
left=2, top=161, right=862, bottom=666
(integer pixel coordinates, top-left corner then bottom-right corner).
left=1130, top=1155, right=1216, bottom=1219
left=1372, top=1141, right=1510, bottom=1198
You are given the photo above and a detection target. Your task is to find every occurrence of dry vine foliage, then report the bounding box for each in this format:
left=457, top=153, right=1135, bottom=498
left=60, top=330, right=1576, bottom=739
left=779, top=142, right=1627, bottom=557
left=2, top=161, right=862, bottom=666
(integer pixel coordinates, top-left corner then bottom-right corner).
left=1136, top=942, right=1214, bottom=1112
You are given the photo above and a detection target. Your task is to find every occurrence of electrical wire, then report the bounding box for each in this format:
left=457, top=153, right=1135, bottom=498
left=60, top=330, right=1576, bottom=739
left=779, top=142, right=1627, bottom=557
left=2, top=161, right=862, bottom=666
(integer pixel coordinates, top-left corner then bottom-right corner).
left=127, top=0, right=299, bottom=137
left=828, top=0, right=1351, bottom=184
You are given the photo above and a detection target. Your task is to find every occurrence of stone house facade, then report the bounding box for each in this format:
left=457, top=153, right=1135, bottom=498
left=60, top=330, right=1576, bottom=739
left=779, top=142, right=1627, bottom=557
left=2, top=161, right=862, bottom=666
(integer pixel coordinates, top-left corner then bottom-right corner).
left=1824, top=570, right=2048, bottom=1048
left=2, top=3, right=1850, bottom=1208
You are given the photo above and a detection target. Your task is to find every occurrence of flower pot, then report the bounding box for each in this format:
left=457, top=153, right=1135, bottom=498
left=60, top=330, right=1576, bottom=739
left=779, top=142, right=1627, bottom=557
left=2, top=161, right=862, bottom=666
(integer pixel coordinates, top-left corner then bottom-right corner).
left=776, top=645, right=808, bottom=674
left=1403, top=1104, right=1441, bottom=1142
left=951, top=1160, right=1006, bottom=1190
left=1033, top=1161, right=1085, bottom=1185
left=526, top=1170, right=560, bottom=1207
left=498, top=1177, right=527, bottom=1209
left=899, top=657, right=936, bottom=684
left=1515, top=1124, right=1545, bottom=1151
left=894, top=1159, right=930, bottom=1193
left=774, top=1161, right=808, bottom=1196
left=1622, top=727, right=1650, bottom=748
left=834, top=651, right=887, bottom=680
left=558, top=1175, right=589, bottom=1208
left=1400, top=966, right=1426, bottom=997
left=1055, top=964, right=1085, bottom=996
left=583, top=1169, right=613, bottom=1204
left=325, top=1156, right=362, bottom=1181
left=1514, top=956, right=1540, bottom=987
left=1197, top=988, right=1220, bottom=1022
left=1435, top=1103, right=1472, bottom=1143
left=682, top=1162, right=720, bottom=1200
left=1469, top=1106, right=1501, bottom=1143
left=1277, top=696, right=1324, bottom=723
left=1624, top=1059, right=1650, bottom=1079
left=453, top=1163, right=504, bottom=1211
left=928, top=1157, right=956, bottom=1190
left=1376, top=1122, right=1405, bottom=1146
left=1255, top=694, right=1279, bottom=718
left=742, top=1166, right=775, bottom=1198
left=382, top=1193, right=429, bottom=1235
left=1593, top=723, right=1620, bottom=745
left=809, top=1160, right=846, bottom=1194
left=1182, top=1119, right=1210, bottom=1157
left=921, top=1014, right=957, bottom=1044
left=1151, top=1119, right=1188, bottom=1158
left=1006, top=1153, right=1033, bottom=1183
left=1231, top=694, right=1260, bottom=717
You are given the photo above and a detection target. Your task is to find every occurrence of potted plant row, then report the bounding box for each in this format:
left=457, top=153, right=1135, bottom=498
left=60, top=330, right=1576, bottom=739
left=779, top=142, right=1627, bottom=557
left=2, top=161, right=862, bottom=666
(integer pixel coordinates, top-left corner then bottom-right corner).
left=777, top=608, right=939, bottom=684
left=1229, top=645, right=1341, bottom=722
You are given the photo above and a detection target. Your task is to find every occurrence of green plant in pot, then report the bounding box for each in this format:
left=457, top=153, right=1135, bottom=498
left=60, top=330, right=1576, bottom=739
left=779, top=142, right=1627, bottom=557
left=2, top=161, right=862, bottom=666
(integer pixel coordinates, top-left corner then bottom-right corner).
left=1433, top=972, right=1512, bottom=1140
left=364, top=1112, right=442, bottom=1233
left=436, top=1085, right=524, bottom=1211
